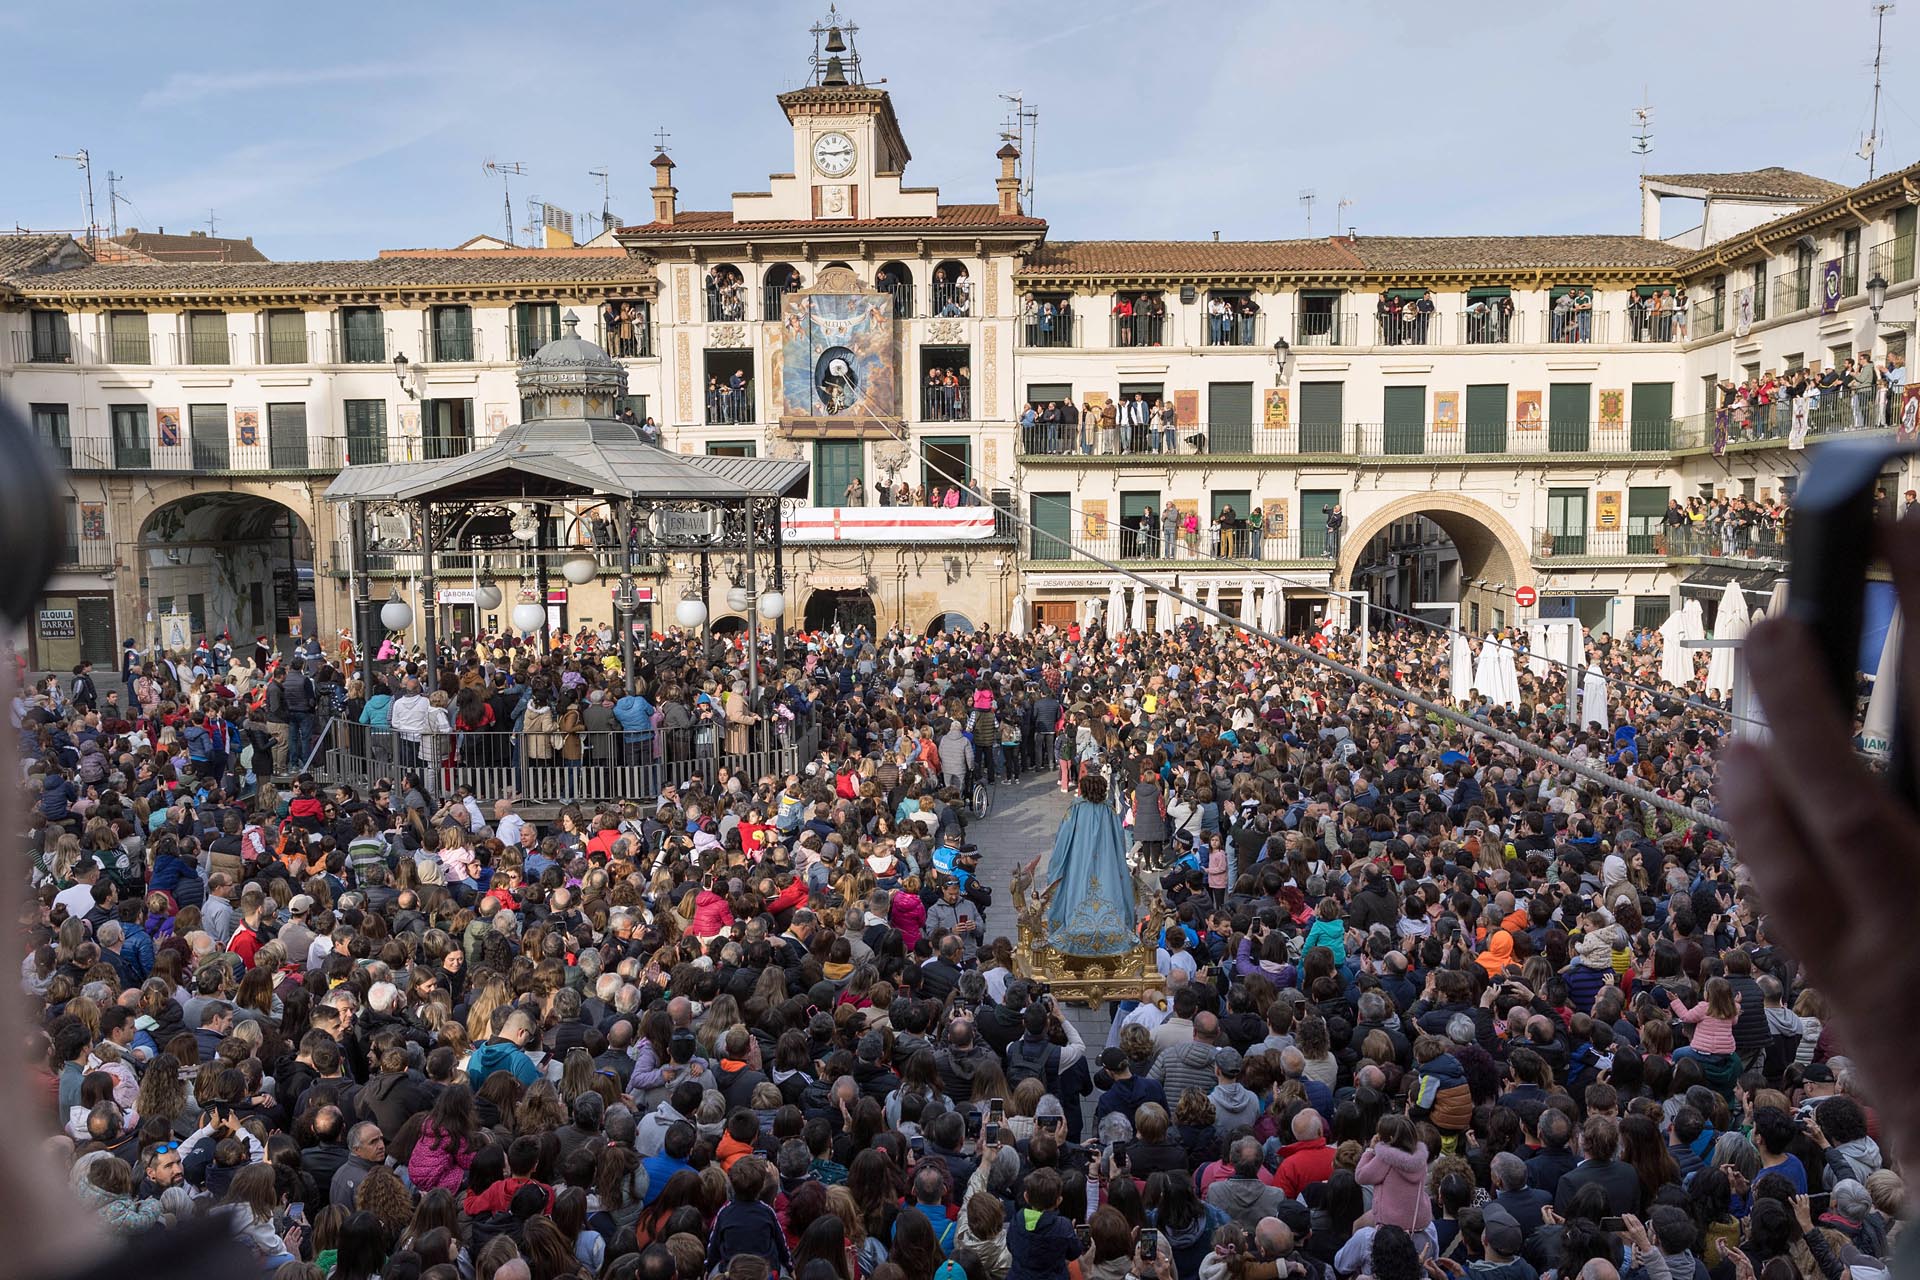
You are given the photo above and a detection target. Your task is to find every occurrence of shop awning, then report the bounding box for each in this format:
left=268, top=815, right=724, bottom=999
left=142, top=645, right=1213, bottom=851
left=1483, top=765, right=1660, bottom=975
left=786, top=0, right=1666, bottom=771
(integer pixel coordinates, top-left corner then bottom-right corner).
left=1676, top=563, right=1784, bottom=600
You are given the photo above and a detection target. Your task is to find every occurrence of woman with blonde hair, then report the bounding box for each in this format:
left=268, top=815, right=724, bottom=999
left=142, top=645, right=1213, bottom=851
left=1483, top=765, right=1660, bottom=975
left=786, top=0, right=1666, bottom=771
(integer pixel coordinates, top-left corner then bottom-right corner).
left=464, top=978, right=511, bottom=1044
left=827, top=1184, right=887, bottom=1277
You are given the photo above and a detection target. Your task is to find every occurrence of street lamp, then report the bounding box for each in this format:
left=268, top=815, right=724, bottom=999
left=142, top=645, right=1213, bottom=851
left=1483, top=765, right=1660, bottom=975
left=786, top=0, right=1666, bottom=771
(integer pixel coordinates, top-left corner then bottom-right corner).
left=379, top=592, right=413, bottom=633
left=1868, top=270, right=1889, bottom=324
left=1272, top=336, right=1291, bottom=386
left=392, top=352, right=420, bottom=400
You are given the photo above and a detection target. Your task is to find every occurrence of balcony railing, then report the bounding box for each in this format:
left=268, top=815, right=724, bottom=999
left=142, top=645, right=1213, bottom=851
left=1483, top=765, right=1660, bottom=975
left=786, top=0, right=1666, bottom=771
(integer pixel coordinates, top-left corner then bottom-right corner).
left=170, top=330, right=237, bottom=365
left=1771, top=269, right=1813, bottom=318
left=1294, top=310, right=1353, bottom=347
left=1019, top=419, right=1658, bottom=459
left=706, top=282, right=748, bottom=323
left=1460, top=307, right=1519, bottom=345
left=1869, top=233, right=1916, bottom=285
left=329, top=326, right=390, bottom=364
left=930, top=282, right=972, bottom=316
left=13, top=326, right=73, bottom=364
left=705, top=378, right=755, bottom=425
left=1375, top=310, right=1438, bottom=347
left=1671, top=387, right=1895, bottom=451
left=1542, top=307, right=1607, bottom=344
left=1110, top=313, right=1167, bottom=347
left=1662, top=523, right=1789, bottom=566
left=55, top=541, right=114, bottom=570
left=68, top=433, right=348, bottom=473
left=594, top=320, right=652, bottom=359
left=1689, top=297, right=1723, bottom=339
left=881, top=278, right=913, bottom=318
left=922, top=382, right=972, bottom=422
left=424, top=324, right=483, bottom=363
left=1020, top=310, right=1076, bottom=348
left=1026, top=523, right=1306, bottom=564
left=104, top=330, right=151, bottom=364
left=1205, top=308, right=1266, bottom=347
left=1529, top=527, right=1667, bottom=560
left=259, top=328, right=313, bottom=364
left=1624, top=308, right=1684, bottom=343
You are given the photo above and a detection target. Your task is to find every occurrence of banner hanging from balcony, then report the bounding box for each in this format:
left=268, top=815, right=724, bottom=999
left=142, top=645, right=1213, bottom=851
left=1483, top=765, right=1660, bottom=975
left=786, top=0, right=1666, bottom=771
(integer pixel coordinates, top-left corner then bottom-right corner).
left=780, top=506, right=997, bottom=544
left=157, top=407, right=180, bottom=447
left=1821, top=259, right=1843, bottom=314
left=80, top=503, right=106, bottom=542
left=1734, top=288, right=1754, bottom=338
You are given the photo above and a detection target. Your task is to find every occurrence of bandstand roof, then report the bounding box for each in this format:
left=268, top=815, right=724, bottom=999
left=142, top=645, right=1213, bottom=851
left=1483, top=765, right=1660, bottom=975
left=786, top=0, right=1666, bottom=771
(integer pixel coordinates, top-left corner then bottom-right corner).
left=323, top=420, right=808, bottom=504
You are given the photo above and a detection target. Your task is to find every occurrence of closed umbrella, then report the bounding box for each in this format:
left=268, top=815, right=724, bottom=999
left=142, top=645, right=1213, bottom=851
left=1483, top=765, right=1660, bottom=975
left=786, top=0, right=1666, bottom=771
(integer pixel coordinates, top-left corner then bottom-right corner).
left=1009, top=594, right=1028, bottom=637
left=1129, top=583, right=1147, bottom=632
left=1471, top=633, right=1500, bottom=700
left=1862, top=610, right=1903, bottom=755
left=1263, top=584, right=1285, bottom=634
left=1525, top=620, right=1550, bottom=679
left=1204, top=580, right=1220, bottom=622
left=1240, top=579, right=1256, bottom=629
left=1658, top=610, right=1690, bottom=687
left=1493, top=634, right=1522, bottom=708
left=1580, top=666, right=1609, bottom=727
left=1706, top=580, right=1749, bottom=697
left=1106, top=582, right=1124, bottom=631
left=1158, top=586, right=1179, bottom=633
left=1449, top=628, right=1474, bottom=704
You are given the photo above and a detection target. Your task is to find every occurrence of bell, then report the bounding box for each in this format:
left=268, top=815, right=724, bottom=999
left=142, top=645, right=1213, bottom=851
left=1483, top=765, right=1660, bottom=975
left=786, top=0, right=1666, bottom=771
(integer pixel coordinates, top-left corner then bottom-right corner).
left=824, top=25, right=847, bottom=52
left=821, top=55, right=848, bottom=86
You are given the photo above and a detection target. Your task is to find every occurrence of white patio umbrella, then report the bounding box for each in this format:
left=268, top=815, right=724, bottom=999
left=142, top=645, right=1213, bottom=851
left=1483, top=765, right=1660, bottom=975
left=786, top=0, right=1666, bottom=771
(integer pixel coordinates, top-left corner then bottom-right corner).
left=1449, top=628, right=1475, bottom=704
left=1264, top=585, right=1285, bottom=634
left=1706, top=580, right=1750, bottom=697
left=1862, top=610, right=1904, bottom=755
left=1658, top=609, right=1692, bottom=687
left=1238, top=579, right=1255, bottom=629
left=1471, top=633, right=1500, bottom=701
left=1008, top=594, right=1029, bottom=637
left=1106, top=582, right=1124, bottom=630
left=1204, top=580, right=1220, bottom=622
left=1493, top=634, right=1522, bottom=708
left=1158, top=586, right=1179, bottom=633
left=1129, top=583, right=1148, bottom=632
left=1524, top=620, right=1550, bottom=679
left=1580, top=667, right=1609, bottom=726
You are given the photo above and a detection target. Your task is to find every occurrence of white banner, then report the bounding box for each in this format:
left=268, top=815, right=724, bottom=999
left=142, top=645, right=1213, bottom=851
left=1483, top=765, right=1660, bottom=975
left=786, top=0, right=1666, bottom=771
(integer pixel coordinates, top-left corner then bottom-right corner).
left=781, top=506, right=998, bottom=544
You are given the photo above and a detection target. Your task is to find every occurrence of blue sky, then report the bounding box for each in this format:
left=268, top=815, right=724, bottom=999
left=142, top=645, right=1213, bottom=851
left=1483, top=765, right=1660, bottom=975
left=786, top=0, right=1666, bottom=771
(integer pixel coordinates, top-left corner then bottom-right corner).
left=2, top=1, right=1909, bottom=261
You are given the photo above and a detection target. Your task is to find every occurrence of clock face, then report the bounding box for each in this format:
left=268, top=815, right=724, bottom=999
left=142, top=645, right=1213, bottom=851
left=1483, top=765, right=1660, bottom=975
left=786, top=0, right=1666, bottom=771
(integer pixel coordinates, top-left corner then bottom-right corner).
left=813, top=131, right=856, bottom=178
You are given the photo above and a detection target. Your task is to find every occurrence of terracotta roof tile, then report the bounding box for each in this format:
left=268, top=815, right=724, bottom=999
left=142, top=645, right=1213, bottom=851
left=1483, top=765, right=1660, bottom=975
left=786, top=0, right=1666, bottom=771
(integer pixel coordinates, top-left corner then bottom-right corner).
left=1642, top=167, right=1846, bottom=200
left=8, top=255, right=658, bottom=296
left=1019, top=238, right=1364, bottom=277
left=0, top=234, right=76, bottom=282
left=107, top=231, right=270, bottom=263
left=618, top=203, right=1045, bottom=235
left=1349, top=235, right=1690, bottom=272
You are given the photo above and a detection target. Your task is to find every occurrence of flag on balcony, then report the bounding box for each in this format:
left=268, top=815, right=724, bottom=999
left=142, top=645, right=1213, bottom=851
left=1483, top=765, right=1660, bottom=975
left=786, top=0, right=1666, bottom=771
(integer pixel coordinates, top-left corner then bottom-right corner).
left=1821, top=259, right=1843, bottom=314
left=1733, top=288, right=1754, bottom=338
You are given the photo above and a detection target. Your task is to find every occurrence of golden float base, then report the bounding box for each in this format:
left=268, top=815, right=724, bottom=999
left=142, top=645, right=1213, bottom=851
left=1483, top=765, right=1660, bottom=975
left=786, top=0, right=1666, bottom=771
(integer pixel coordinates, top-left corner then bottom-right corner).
left=1010, top=856, right=1170, bottom=1005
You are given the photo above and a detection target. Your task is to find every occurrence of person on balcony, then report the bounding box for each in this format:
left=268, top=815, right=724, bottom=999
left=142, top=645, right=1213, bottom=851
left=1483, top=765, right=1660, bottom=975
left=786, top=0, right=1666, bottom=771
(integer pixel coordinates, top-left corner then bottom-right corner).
left=1162, top=500, right=1180, bottom=559
left=1246, top=504, right=1264, bottom=559
left=1151, top=399, right=1173, bottom=454
left=1098, top=398, right=1120, bottom=455
left=842, top=476, right=865, bottom=507
left=1112, top=294, right=1134, bottom=346
left=1413, top=290, right=1436, bottom=343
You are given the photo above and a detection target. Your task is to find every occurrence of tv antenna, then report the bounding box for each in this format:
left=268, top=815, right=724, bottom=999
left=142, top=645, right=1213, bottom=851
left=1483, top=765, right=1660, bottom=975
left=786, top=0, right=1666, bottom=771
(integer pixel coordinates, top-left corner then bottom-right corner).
left=589, top=167, right=614, bottom=234
left=482, top=160, right=529, bottom=246
left=1335, top=196, right=1353, bottom=235
left=54, top=150, right=96, bottom=252
left=106, top=171, right=131, bottom=239
left=998, top=92, right=1039, bottom=213
left=1632, top=92, right=1655, bottom=172
left=206, top=209, right=219, bottom=238
left=1298, top=189, right=1317, bottom=236
left=1862, top=3, right=1894, bottom=177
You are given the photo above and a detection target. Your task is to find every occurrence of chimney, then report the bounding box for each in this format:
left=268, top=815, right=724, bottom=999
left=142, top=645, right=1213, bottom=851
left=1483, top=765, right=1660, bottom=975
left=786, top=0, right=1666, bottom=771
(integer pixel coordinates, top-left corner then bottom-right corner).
left=995, top=143, right=1021, bottom=216
left=1347, top=227, right=1357, bottom=244
left=650, top=151, right=677, bottom=226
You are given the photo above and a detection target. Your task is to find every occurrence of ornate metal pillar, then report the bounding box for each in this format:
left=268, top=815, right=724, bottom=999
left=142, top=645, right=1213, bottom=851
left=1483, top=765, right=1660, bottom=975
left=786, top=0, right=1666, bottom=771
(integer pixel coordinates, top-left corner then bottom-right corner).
left=770, top=499, right=786, bottom=664
left=613, top=496, right=636, bottom=694
left=418, top=500, right=438, bottom=686
left=349, top=500, right=374, bottom=666
left=534, top=503, right=552, bottom=653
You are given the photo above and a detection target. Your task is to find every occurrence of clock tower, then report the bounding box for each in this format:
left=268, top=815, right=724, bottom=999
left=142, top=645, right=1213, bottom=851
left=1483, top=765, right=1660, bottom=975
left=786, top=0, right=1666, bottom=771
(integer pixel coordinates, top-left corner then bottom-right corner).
left=730, top=6, right=937, bottom=225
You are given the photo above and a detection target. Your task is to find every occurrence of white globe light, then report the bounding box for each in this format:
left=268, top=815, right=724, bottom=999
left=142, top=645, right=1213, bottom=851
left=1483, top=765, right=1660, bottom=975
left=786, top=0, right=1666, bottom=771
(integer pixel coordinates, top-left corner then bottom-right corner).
left=756, top=591, right=785, bottom=620
left=511, top=601, right=546, bottom=633
left=379, top=597, right=413, bottom=632
left=726, top=585, right=750, bottom=613
left=561, top=556, right=597, bottom=586
left=474, top=584, right=503, bottom=611
left=675, top=597, right=708, bottom=628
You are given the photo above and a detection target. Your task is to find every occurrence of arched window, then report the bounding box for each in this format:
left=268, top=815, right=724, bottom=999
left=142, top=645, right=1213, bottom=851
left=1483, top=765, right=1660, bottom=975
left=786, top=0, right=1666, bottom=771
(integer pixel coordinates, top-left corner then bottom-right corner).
left=925, top=612, right=975, bottom=636
left=931, top=260, right=971, bottom=316
left=705, top=263, right=747, bottom=322
left=876, top=261, right=914, bottom=317
left=762, top=263, right=802, bottom=319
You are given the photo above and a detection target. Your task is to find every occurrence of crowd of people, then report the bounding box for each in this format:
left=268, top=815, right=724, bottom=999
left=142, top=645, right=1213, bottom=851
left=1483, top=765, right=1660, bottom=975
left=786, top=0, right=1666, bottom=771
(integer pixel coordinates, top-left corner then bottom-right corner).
left=1709, top=354, right=1909, bottom=454
left=1113, top=296, right=1169, bottom=348
left=1625, top=291, right=1688, bottom=345
left=1375, top=294, right=1436, bottom=347
left=840, top=478, right=982, bottom=510
left=706, top=372, right=753, bottom=426
left=14, top=592, right=1913, bottom=1280
left=923, top=371, right=973, bottom=423
left=1020, top=396, right=1197, bottom=458
left=1659, top=498, right=1792, bottom=562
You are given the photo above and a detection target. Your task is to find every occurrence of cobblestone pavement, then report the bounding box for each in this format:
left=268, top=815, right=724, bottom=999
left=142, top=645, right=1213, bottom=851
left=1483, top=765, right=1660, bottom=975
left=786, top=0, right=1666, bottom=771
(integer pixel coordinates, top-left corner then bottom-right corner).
left=964, top=770, right=1117, bottom=1061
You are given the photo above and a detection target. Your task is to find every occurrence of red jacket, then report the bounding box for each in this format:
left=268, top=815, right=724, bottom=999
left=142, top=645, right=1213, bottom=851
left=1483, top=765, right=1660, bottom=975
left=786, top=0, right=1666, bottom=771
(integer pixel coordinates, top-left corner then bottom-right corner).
left=691, top=890, right=735, bottom=937
left=463, top=1175, right=551, bottom=1217
left=1275, top=1135, right=1336, bottom=1197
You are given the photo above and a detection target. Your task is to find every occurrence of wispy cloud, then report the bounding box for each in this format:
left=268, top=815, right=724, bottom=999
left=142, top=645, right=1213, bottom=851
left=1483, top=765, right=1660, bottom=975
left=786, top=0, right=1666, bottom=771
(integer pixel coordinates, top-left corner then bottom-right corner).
left=140, top=62, right=424, bottom=110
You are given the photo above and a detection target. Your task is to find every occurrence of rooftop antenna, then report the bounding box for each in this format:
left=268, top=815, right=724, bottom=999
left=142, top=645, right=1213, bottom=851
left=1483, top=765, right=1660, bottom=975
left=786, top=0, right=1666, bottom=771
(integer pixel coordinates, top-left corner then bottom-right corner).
left=205, top=209, right=219, bottom=237
left=1632, top=92, right=1655, bottom=173
left=106, top=171, right=131, bottom=240
left=1863, top=3, right=1894, bottom=177
left=1298, top=188, right=1317, bottom=237
left=998, top=92, right=1040, bottom=214
left=482, top=159, right=529, bottom=246
left=54, top=150, right=96, bottom=253
left=1335, top=195, right=1353, bottom=234
left=589, top=167, right=613, bottom=234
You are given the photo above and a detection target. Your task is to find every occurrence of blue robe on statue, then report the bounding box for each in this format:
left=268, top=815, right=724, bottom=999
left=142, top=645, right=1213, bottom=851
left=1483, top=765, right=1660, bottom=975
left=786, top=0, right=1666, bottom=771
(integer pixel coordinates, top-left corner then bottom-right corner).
left=1038, top=797, right=1140, bottom=956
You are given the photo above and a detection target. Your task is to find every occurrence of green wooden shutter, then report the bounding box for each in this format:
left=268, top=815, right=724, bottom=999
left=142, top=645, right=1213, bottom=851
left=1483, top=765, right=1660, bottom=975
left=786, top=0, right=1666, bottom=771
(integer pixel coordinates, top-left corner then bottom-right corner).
left=1630, top=382, right=1673, bottom=451
left=1301, top=489, right=1339, bottom=557
left=1548, top=487, right=1588, bottom=555
left=1029, top=492, right=1073, bottom=561
left=1627, top=486, right=1668, bottom=554
left=1549, top=383, right=1591, bottom=452
left=189, top=405, right=229, bottom=469
left=1466, top=384, right=1507, bottom=453
left=1383, top=386, right=1424, bottom=455
left=345, top=400, right=388, bottom=464
left=267, top=404, right=308, bottom=468
left=1297, top=382, right=1343, bottom=453
left=1119, top=491, right=1160, bottom=559
left=1894, top=207, right=1916, bottom=282
left=812, top=439, right=861, bottom=507
left=110, top=405, right=150, bottom=467
left=1208, top=382, right=1254, bottom=453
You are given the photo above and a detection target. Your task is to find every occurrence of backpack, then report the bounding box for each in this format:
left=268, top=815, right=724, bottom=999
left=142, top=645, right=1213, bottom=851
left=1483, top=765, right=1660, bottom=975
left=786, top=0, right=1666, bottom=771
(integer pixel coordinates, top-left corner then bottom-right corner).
left=1004, top=1036, right=1059, bottom=1090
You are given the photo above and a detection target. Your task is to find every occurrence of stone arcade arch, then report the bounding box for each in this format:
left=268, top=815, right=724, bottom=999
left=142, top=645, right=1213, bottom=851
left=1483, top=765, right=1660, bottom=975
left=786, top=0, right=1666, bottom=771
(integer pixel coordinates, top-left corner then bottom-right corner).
left=1335, top=491, right=1535, bottom=630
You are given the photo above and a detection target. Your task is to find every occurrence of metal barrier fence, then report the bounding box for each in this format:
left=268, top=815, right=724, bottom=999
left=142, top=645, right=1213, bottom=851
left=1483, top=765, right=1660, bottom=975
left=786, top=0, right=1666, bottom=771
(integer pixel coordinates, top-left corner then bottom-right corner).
left=320, top=720, right=815, bottom=805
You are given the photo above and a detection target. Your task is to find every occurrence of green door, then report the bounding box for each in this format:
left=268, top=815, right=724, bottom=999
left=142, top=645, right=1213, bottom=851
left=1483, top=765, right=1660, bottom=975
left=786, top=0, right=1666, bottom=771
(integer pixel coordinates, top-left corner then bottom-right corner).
left=1119, top=491, right=1160, bottom=559
left=1297, top=382, right=1343, bottom=453
left=1627, top=486, right=1668, bottom=554
left=812, top=439, right=862, bottom=507
left=1630, top=381, right=1673, bottom=451
left=1466, top=384, right=1507, bottom=453
left=1548, top=487, right=1588, bottom=555
left=1549, top=383, right=1591, bottom=452
left=267, top=403, right=308, bottom=468
left=425, top=399, right=474, bottom=459
left=1029, top=492, right=1072, bottom=561
left=1383, top=386, right=1425, bottom=455
left=189, top=404, right=229, bottom=469
left=1208, top=382, right=1254, bottom=453
left=1301, top=489, right=1339, bottom=558
left=514, top=302, right=561, bottom=358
